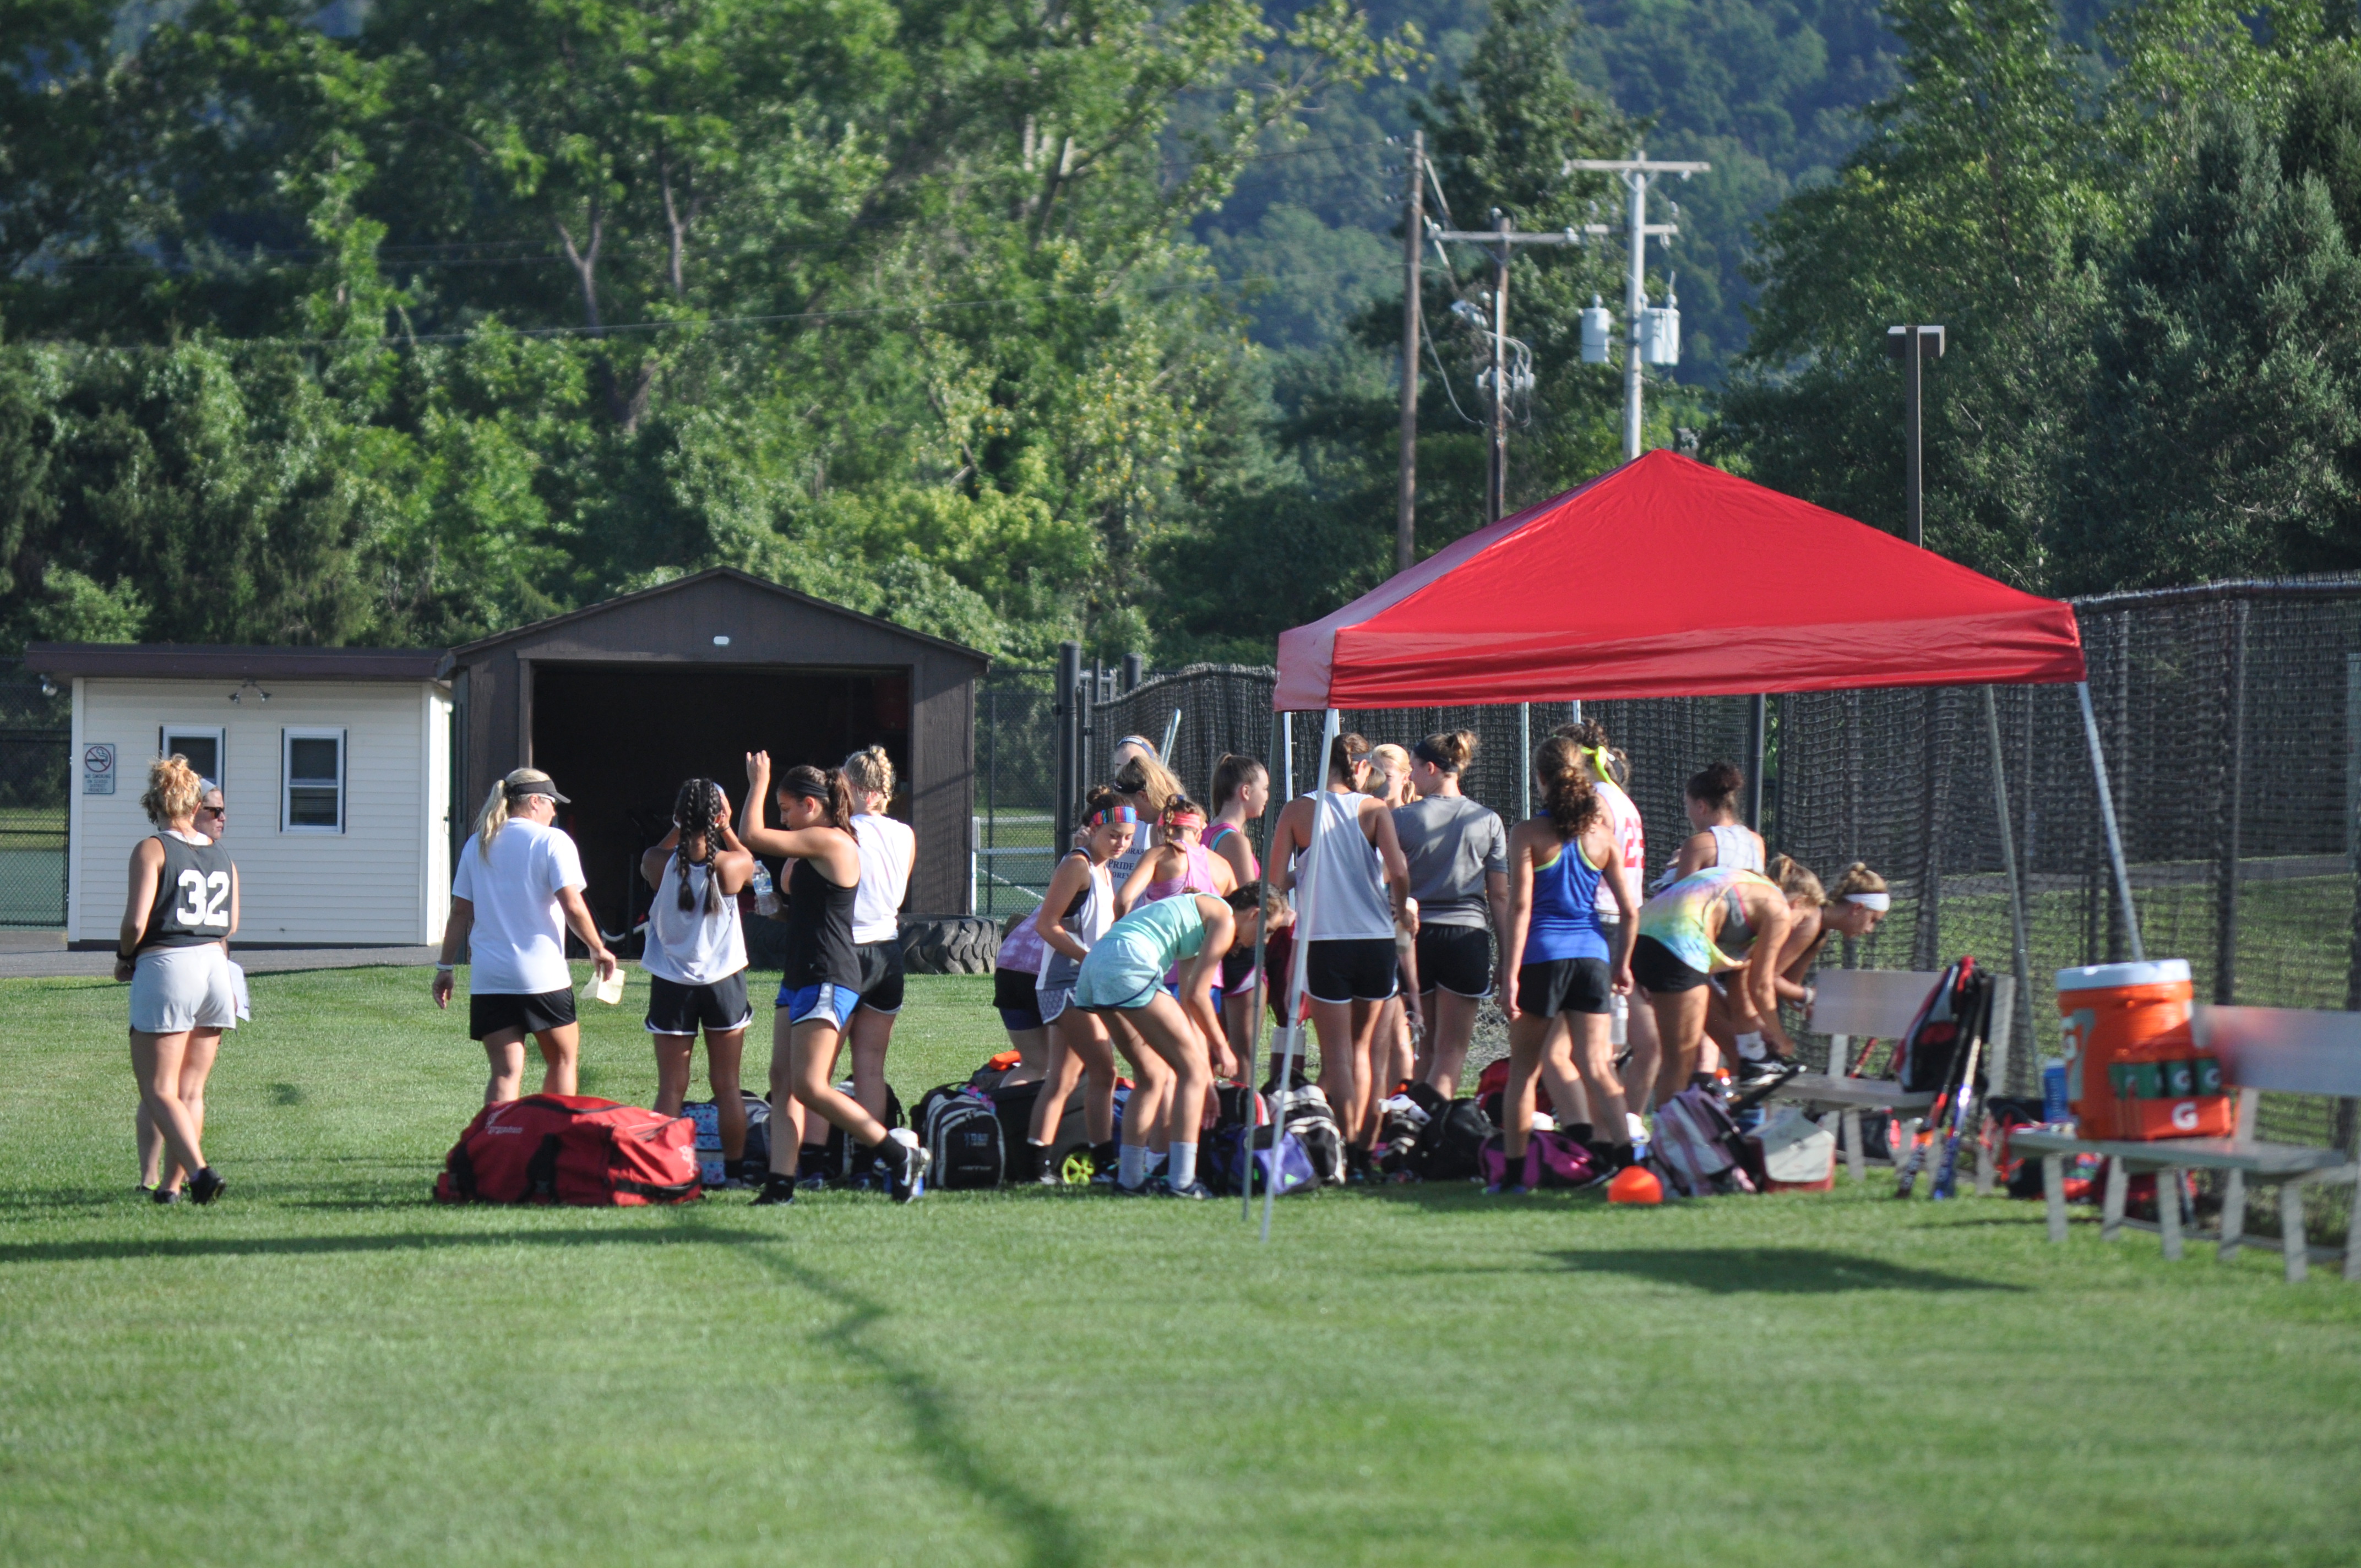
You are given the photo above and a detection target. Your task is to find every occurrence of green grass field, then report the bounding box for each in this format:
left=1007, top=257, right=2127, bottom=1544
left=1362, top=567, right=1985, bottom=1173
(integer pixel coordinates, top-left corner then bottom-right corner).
left=4, top=965, right=2359, bottom=1567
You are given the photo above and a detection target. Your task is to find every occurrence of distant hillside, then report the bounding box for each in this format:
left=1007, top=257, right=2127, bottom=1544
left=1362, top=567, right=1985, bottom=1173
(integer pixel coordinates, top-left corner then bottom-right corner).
left=1194, top=0, right=1903, bottom=384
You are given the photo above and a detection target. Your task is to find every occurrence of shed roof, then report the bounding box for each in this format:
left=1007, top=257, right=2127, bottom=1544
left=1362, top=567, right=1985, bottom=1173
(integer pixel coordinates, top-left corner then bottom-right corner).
left=439, top=567, right=992, bottom=671
left=26, top=644, right=445, bottom=682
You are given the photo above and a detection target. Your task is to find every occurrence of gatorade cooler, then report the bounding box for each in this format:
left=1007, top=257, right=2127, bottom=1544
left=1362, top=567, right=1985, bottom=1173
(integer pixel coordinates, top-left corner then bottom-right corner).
left=2055, top=959, right=2232, bottom=1140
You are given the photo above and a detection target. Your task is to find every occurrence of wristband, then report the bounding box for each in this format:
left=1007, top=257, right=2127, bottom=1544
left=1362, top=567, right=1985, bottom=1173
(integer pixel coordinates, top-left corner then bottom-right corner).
left=435, top=962, right=456, bottom=972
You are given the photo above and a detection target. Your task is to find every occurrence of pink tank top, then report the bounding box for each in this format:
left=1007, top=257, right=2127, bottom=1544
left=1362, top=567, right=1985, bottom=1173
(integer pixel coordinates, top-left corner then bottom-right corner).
left=1141, top=841, right=1221, bottom=904
left=1206, top=820, right=1260, bottom=881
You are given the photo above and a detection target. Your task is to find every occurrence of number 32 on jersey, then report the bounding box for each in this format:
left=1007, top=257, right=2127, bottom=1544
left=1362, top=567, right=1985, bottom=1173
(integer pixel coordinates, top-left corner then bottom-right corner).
left=176, top=869, right=231, bottom=928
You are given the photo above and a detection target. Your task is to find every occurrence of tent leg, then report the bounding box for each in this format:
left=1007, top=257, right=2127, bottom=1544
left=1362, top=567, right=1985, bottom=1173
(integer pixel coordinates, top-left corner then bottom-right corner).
left=1518, top=704, right=1532, bottom=821
left=2076, top=680, right=2145, bottom=962
left=1984, top=687, right=2036, bottom=1101
left=1243, top=706, right=1290, bottom=1221
left=1264, top=708, right=1338, bottom=1242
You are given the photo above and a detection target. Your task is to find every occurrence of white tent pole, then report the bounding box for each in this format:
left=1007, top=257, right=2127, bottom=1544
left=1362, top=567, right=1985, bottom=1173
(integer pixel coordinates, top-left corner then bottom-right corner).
left=1263, top=707, right=1338, bottom=1242
left=1242, top=706, right=1288, bottom=1221
left=2076, top=680, right=2145, bottom=962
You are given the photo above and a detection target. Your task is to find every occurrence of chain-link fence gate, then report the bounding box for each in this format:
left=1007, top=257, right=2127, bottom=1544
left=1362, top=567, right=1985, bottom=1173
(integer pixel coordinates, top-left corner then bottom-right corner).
left=0, top=661, right=70, bottom=928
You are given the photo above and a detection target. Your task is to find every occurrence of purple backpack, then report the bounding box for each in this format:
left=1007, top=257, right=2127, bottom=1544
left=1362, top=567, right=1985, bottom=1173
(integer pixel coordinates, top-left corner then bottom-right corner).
left=1478, top=1129, right=1598, bottom=1189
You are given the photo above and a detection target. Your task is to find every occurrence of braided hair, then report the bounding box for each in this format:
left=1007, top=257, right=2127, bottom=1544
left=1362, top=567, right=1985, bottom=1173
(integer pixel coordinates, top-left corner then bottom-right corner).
left=672, top=778, right=726, bottom=915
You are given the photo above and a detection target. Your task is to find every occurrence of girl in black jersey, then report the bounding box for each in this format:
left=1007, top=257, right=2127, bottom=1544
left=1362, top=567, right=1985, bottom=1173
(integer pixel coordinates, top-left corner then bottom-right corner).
left=116, top=755, right=237, bottom=1204
left=741, top=753, right=929, bottom=1204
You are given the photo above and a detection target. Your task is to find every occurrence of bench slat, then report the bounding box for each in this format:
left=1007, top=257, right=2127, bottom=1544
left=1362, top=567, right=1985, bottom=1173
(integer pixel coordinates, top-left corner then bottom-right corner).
left=2010, top=1129, right=2349, bottom=1177
left=1808, top=970, right=1941, bottom=1039
left=1774, top=1074, right=1936, bottom=1111
left=2194, top=1005, right=2361, bottom=1100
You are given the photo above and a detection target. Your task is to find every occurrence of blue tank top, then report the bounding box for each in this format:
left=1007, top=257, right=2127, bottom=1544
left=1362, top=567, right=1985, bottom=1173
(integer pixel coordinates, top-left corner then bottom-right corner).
left=1524, top=837, right=1608, bottom=963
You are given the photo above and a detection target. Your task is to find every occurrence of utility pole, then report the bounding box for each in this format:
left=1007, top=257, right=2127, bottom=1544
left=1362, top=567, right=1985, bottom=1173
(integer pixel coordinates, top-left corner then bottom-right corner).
left=1429, top=211, right=1576, bottom=521
left=1886, top=323, right=1946, bottom=547
left=1395, top=132, right=1424, bottom=573
left=1565, top=154, right=1708, bottom=459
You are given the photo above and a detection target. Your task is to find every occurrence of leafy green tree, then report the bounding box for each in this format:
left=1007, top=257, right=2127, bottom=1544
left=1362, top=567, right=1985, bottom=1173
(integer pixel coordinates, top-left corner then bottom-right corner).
left=2063, top=106, right=2361, bottom=589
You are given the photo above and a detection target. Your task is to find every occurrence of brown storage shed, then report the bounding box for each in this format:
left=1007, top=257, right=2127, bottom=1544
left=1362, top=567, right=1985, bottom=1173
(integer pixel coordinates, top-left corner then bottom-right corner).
left=440, top=569, right=988, bottom=935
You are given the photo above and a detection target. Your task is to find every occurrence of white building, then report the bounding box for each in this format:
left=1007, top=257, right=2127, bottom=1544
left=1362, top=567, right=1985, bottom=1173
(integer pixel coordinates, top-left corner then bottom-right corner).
left=31, top=645, right=451, bottom=947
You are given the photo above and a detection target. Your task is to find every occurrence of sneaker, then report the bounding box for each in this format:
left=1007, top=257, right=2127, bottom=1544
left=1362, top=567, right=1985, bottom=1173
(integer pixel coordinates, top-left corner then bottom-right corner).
left=752, top=1176, right=798, bottom=1205
left=885, top=1128, right=929, bottom=1204
left=794, top=1171, right=831, bottom=1191
left=1161, top=1179, right=1215, bottom=1200
left=150, top=1184, right=181, bottom=1205
left=1734, top=1054, right=1803, bottom=1088
left=1483, top=1181, right=1528, bottom=1196
left=187, top=1168, right=225, bottom=1205
left=1112, top=1179, right=1154, bottom=1197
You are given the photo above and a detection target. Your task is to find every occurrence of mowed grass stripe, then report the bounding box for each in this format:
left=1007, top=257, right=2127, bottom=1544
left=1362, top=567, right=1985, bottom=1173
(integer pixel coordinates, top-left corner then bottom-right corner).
left=2, top=968, right=2358, bottom=1566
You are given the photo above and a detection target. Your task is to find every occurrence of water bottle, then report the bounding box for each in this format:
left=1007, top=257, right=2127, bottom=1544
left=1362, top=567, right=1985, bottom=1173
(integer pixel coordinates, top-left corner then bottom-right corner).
left=2041, top=1056, right=2069, bottom=1124
left=750, top=862, right=779, bottom=917
left=1611, top=990, right=1629, bottom=1047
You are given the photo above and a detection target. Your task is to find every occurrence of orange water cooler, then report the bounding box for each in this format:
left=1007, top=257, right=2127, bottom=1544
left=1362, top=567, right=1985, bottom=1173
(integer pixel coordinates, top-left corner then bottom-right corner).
left=2055, top=959, right=2232, bottom=1140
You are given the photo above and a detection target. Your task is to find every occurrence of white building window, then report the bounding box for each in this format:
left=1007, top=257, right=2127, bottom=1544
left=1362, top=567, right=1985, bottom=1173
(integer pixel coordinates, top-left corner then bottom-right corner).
left=282, top=729, right=346, bottom=832
left=161, top=726, right=225, bottom=788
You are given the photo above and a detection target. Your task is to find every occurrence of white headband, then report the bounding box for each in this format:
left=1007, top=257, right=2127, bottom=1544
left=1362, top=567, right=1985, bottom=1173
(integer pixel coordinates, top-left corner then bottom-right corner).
left=1845, top=892, right=1891, bottom=911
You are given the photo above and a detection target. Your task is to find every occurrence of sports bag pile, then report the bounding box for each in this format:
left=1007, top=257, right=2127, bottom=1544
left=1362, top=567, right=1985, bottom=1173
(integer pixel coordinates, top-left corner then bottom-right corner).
left=434, top=1094, right=703, bottom=1206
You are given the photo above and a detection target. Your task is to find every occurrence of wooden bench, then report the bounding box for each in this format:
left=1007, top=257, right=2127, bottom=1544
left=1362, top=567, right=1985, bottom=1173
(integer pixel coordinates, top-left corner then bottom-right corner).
left=1774, top=967, right=2016, bottom=1193
left=2011, top=1004, right=2361, bottom=1282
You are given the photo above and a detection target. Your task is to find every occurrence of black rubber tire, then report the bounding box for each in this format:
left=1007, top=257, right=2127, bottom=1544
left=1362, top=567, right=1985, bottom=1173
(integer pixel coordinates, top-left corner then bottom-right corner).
left=899, top=916, right=999, bottom=975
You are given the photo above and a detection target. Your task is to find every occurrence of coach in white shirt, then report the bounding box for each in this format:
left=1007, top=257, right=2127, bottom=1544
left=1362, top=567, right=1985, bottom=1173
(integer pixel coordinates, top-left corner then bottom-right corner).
left=432, top=768, right=618, bottom=1106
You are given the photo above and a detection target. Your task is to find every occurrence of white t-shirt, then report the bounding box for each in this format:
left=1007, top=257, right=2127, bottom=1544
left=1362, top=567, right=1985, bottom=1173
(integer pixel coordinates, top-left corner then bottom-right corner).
left=451, top=819, right=586, bottom=995
left=1595, top=779, right=1646, bottom=917
left=850, top=814, right=916, bottom=944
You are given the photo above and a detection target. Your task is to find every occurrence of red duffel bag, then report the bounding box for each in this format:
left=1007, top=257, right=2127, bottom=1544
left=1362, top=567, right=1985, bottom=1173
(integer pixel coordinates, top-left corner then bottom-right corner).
left=434, top=1094, right=703, bottom=1206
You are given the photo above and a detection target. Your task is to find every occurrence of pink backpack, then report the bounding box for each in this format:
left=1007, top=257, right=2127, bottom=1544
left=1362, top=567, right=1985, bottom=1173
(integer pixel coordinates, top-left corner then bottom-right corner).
left=1478, top=1129, right=1598, bottom=1189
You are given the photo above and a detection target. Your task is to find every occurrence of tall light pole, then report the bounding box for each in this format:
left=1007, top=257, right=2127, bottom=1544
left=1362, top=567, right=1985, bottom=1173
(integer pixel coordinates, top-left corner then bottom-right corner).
left=1886, top=323, right=1946, bottom=547
left=1565, top=154, right=1708, bottom=459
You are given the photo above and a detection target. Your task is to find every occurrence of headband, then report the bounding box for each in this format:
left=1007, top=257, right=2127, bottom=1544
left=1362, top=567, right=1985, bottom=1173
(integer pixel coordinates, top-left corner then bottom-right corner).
left=780, top=775, right=830, bottom=802
left=508, top=778, right=571, bottom=804
left=1113, top=735, right=1157, bottom=758
left=1844, top=891, right=1891, bottom=911
left=1163, top=810, right=1205, bottom=830
left=1088, top=805, right=1139, bottom=827
left=1411, top=738, right=1453, bottom=769
left=1585, top=745, right=1616, bottom=784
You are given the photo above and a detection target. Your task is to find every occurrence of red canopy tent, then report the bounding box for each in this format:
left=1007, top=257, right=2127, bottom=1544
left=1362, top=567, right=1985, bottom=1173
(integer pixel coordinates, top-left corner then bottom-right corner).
left=1241, top=455, right=2136, bottom=1235
left=1273, top=449, right=2086, bottom=711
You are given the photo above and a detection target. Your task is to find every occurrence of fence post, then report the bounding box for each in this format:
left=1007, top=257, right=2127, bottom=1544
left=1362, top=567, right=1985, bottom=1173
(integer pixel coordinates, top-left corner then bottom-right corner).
left=1054, top=641, right=1081, bottom=846
left=2216, top=601, right=2247, bottom=1004
left=1745, top=694, right=1766, bottom=832
left=1122, top=652, right=1143, bottom=693
left=1912, top=688, right=1949, bottom=972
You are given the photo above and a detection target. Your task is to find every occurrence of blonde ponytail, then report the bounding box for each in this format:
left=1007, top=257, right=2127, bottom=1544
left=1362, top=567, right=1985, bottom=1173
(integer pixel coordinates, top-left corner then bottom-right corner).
left=477, top=767, right=560, bottom=859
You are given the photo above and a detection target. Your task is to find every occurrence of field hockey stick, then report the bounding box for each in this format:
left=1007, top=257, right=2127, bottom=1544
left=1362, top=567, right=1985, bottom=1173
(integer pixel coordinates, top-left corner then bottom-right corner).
left=1928, top=1033, right=1983, bottom=1201
left=1893, top=1043, right=1968, bottom=1199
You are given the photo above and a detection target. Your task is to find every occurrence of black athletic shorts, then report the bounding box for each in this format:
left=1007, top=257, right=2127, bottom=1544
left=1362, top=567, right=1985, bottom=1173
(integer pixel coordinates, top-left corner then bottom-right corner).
left=1416, top=923, right=1494, bottom=998
left=1220, top=945, right=1259, bottom=993
left=1304, top=937, right=1399, bottom=1004
left=644, top=971, right=753, bottom=1036
left=470, top=986, right=576, bottom=1041
left=993, top=961, right=1043, bottom=1030
left=1631, top=934, right=1711, bottom=994
left=1516, top=956, right=1612, bottom=1017
left=855, top=939, right=906, bottom=1015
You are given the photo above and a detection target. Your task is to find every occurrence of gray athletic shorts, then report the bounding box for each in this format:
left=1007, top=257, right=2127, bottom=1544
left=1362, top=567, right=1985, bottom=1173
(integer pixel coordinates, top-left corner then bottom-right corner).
left=129, top=944, right=246, bottom=1033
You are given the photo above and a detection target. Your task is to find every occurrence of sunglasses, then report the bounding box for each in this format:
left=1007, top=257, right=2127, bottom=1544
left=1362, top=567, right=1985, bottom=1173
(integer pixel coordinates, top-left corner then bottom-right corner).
left=197, top=805, right=226, bottom=817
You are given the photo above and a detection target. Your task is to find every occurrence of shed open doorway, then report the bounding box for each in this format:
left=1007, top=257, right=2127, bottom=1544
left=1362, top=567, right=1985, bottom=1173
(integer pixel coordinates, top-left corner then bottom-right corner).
left=530, top=662, right=911, bottom=938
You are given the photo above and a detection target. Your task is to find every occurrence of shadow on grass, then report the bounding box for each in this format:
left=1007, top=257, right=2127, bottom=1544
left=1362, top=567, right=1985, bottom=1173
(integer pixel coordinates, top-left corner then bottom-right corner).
left=0, top=1223, right=747, bottom=1266
left=732, top=1238, right=1091, bottom=1568
left=1549, top=1246, right=2030, bottom=1294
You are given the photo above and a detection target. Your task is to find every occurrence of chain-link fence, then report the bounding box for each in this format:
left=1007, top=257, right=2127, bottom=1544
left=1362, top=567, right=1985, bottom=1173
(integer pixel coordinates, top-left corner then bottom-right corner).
left=1076, top=584, right=2361, bottom=1191
left=0, top=660, right=69, bottom=928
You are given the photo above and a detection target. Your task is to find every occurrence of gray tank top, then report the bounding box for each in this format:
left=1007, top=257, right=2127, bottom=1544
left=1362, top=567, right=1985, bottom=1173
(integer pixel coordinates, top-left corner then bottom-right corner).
left=142, top=832, right=234, bottom=951
left=1294, top=791, right=1395, bottom=943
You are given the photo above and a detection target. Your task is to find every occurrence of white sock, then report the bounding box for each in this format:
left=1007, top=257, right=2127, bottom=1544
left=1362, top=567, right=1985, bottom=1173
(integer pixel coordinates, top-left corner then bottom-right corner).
left=1169, top=1141, right=1198, bottom=1191
left=1735, top=1031, right=1767, bottom=1062
left=1118, top=1141, right=1146, bottom=1188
